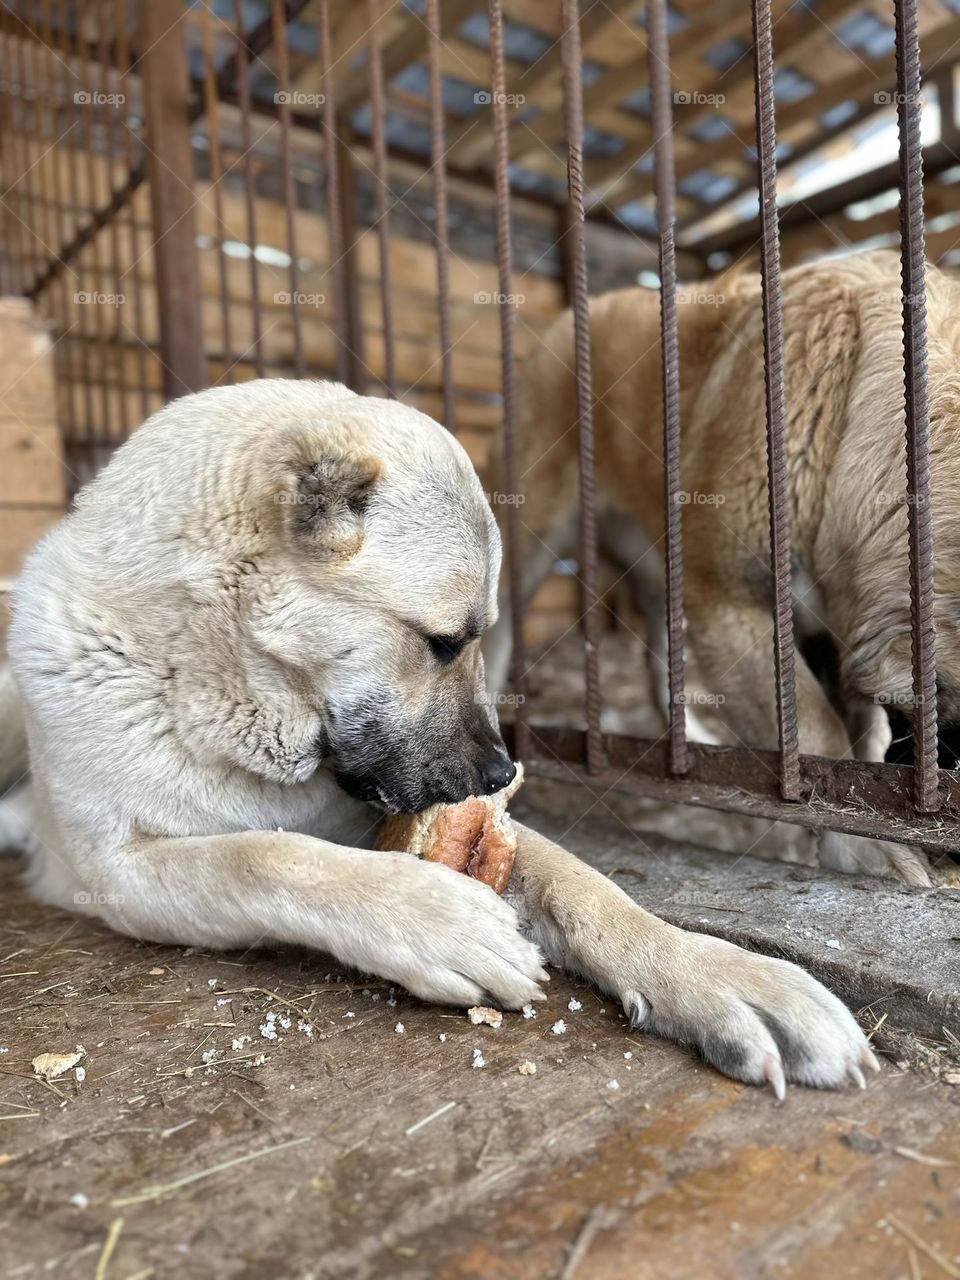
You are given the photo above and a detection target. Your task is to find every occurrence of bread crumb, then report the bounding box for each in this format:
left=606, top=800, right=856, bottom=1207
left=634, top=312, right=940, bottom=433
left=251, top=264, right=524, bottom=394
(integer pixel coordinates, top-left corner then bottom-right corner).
left=567, top=998, right=582, bottom=1012
left=551, top=1020, right=566, bottom=1036
left=522, top=1004, right=537, bottom=1020
left=438, top=1033, right=447, bottom=1043
left=395, top=1023, right=405, bottom=1034
left=232, top=1034, right=251, bottom=1052
left=467, top=1006, right=502, bottom=1029
left=69, top=1193, right=89, bottom=1209
left=74, top=1066, right=86, bottom=1085
left=518, top=1060, right=537, bottom=1076
left=471, top=1048, right=485, bottom=1069
left=624, top=1050, right=633, bottom=1059
left=149, top=967, right=164, bottom=976
left=32, top=1046, right=85, bottom=1081
left=606, top=1079, right=620, bottom=1090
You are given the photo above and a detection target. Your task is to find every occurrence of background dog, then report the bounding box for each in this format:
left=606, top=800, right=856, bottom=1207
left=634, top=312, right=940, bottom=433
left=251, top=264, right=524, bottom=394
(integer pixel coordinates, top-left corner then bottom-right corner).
left=486, top=250, right=960, bottom=887
left=0, top=379, right=878, bottom=1096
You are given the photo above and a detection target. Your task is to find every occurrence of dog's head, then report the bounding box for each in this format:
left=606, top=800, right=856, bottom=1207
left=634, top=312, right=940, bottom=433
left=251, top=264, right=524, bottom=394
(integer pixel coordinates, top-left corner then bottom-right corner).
left=251, top=382, right=513, bottom=812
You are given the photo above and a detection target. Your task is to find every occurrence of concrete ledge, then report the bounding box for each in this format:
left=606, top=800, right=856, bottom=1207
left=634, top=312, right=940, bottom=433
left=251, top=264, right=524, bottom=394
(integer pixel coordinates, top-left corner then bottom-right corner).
left=518, top=803, right=960, bottom=1040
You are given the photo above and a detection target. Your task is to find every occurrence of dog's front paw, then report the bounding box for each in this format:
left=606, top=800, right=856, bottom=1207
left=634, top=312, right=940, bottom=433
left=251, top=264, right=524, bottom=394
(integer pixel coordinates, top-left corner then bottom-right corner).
left=622, top=932, right=878, bottom=1098
left=353, top=854, right=549, bottom=1011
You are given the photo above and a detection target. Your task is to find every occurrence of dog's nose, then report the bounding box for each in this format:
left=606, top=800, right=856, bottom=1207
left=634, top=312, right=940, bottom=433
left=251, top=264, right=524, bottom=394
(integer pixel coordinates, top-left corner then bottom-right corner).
left=478, top=757, right=517, bottom=795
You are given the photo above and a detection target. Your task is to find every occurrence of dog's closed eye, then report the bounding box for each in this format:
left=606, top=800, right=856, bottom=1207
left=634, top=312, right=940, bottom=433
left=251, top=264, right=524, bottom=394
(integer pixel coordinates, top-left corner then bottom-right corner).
left=425, top=632, right=472, bottom=664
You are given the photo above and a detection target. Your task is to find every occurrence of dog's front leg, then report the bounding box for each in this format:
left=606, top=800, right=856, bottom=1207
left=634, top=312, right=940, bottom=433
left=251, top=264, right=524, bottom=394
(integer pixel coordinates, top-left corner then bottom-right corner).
left=509, top=823, right=879, bottom=1095
left=97, top=830, right=548, bottom=1008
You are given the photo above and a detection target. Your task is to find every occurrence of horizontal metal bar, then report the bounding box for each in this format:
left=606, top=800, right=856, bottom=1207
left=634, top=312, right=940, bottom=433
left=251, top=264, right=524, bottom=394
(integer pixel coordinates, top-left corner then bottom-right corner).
left=506, top=724, right=960, bottom=852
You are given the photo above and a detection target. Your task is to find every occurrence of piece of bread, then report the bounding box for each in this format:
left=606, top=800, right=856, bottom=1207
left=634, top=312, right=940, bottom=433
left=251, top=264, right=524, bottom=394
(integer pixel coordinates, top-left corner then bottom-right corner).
left=375, top=763, right=524, bottom=896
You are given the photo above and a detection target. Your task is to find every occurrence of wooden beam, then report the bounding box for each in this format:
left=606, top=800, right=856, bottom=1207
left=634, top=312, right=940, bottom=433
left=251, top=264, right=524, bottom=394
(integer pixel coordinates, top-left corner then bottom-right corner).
left=694, top=141, right=960, bottom=256
left=140, top=0, right=207, bottom=398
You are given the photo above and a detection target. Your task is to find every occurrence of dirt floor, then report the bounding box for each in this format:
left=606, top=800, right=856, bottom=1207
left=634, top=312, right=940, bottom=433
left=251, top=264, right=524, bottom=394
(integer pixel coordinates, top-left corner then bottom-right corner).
left=2, top=832, right=960, bottom=1280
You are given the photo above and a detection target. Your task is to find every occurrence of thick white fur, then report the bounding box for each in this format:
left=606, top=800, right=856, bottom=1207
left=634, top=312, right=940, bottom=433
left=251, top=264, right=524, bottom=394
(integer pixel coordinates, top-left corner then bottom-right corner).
left=2, top=380, right=877, bottom=1095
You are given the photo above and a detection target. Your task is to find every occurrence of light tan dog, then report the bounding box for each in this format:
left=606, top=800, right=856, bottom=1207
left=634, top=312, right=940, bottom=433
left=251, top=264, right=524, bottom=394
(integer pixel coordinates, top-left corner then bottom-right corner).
left=487, top=250, right=960, bottom=886
left=0, top=379, right=877, bottom=1096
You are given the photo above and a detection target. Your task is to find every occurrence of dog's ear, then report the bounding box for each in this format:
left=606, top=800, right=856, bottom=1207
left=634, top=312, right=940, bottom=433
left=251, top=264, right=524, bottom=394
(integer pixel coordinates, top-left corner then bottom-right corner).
left=296, top=453, right=380, bottom=554
left=277, top=451, right=382, bottom=561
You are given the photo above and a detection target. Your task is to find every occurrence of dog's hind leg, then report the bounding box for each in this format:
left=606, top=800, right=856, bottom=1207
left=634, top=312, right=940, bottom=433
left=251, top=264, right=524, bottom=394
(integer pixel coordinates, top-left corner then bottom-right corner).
left=509, top=822, right=879, bottom=1096
left=92, top=830, right=548, bottom=1009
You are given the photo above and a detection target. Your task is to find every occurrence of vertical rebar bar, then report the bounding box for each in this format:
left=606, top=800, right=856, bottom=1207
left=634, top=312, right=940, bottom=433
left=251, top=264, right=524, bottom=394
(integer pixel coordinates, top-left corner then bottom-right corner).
left=98, top=0, right=122, bottom=442
left=76, top=0, right=112, bottom=439
left=645, top=0, right=689, bottom=777
left=115, top=0, right=149, bottom=419
left=751, top=0, right=800, bottom=801
left=894, top=0, right=939, bottom=812
left=61, top=0, right=94, bottom=447
left=234, top=0, right=264, bottom=377
left=425, top=0, right=455, bottom=433
left=488, top=0, right=528, bottom=763
left=367, top=0, right=397, bottom=398
left=200, top=1, right=233, bottom=386
left=560, top=0, right=603, bottom=774
left=273, top=0, right=304, bottom=378
left=318, top=0, right=350, bottom=387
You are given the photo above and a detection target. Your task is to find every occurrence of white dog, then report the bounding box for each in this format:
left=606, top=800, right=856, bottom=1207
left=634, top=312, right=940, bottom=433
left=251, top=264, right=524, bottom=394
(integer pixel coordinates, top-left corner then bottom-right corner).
left=0, top=380, right=878, bottom=1097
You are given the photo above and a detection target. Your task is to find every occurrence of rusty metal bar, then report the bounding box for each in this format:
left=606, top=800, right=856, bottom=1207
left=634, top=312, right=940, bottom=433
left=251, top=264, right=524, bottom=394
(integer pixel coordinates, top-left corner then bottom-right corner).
left=234, top=0, right=264, bottom=379
left=199, top=1, right=233, bottom=386
left=488, top=0, right=529, bottom=763
left=273, top=0, right=304, bottom=378
left=140, top=0, right=206, bottom=399
left=59, top=0, right=94, bottom=443
left=11, top=12, right=39, bottom=289
left=425, top=0, right=455, bottom=433
left=76, top=0, right=113, bottom=438
left=645, top=0, right=689, bottom=778
left=0, top=31, right=22, bottom=294
left=560, top=0, right=603, bottom=775
left=334, top=127, right=365, bottom=392
left=513, top=727, right=960, bottom=855
left=28, top=4, right=54, bottom=292
left=318, top=0, right=352, bottom=387
left=751, top=0, right=800, bottom=802
left=115, top=0, right=149, bottom=421
left=894, top=0, right=939, bottom=813
left=98, top=0, right=124, bottom=440
left=367, top=0, right=397, bottom=398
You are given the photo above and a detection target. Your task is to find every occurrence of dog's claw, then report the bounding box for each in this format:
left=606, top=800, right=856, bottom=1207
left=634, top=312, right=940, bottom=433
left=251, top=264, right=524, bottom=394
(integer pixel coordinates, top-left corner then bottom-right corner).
left=862, top=1047, right=881, bottom=1074
left=849, top=1064, right=867, bottom=1090
left=763, top=1053, right=786, bottom=1102
left=627, top=992, right=650, bottom=1029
